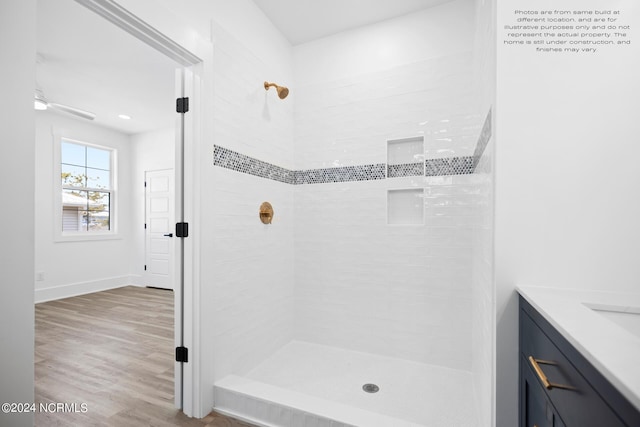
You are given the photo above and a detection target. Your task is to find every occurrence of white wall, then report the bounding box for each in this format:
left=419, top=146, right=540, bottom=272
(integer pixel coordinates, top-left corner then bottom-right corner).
left=496, top=0, right=640, bottom=425
left=0, top=0, right=214, bottom=419
left=34, top=111, right=134, bottom=302
left=0, top=1, right=35, bottom=426
left=130, top=127, right=175, bottom=283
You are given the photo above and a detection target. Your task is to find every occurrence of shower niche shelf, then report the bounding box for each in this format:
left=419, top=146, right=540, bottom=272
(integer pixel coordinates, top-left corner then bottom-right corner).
left=387, top=136, right=424, bottom=178
left=387, top=188, right=424, bottom=225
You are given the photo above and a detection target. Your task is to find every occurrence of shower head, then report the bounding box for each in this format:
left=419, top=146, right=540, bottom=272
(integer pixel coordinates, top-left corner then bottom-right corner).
left=264, top=81, right=289, bottom=99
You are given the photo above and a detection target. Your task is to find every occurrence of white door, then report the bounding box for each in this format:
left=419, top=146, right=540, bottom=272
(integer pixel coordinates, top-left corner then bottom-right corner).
left=144, top=169, right=175, bottom=290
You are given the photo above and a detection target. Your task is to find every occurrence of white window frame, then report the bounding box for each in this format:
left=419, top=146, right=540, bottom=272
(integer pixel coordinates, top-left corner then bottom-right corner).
left=53, top=135, right=120, bottom=242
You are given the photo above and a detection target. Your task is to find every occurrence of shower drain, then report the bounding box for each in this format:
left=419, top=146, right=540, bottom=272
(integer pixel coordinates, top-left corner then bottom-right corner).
left=362, top=383, right=380, bottom=393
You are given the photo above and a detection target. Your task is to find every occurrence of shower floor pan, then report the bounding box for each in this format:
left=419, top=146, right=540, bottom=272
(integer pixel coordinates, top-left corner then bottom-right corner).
left=213, top=341, right=476, bottom=427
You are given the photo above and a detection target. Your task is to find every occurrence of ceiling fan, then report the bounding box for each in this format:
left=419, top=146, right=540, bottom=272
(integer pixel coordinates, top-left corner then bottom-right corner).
left=34, top=88, right=96, bottom=121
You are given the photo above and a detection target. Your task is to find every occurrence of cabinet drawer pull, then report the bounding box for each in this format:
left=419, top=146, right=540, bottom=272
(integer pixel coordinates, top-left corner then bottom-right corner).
left=528, top=356, right=577, bottom=391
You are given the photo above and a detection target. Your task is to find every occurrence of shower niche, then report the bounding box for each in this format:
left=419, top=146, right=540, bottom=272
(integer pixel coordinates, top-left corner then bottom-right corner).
left=386, top=136, right=424, bottom=178
left=386, top=137, right=425, bottom=225
left=387, top=188, right=424, bottom=225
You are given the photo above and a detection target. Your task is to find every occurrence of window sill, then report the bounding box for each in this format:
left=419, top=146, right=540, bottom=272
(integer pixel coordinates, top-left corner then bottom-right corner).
left=54, top=232, right=123, bottom=243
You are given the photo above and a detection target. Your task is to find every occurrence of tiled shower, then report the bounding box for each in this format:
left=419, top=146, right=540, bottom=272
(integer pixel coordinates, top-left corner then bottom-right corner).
left=205, top=1, right=494, bottom=425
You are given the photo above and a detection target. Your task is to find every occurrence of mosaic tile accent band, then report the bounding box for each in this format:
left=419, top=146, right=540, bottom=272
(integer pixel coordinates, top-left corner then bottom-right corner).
left=425, top=156, right=475, bottom=177
left=295, top=164, right=386, bottom=185
left=387, top=162, right=424, bottom=178
left=214, top=145, right=475, bottom=184
left=214, top=145, right=387, bottom=185
left=472, top=109, right=492, bottom=168
left=213, top=145, right=295, bottom=184
left=214, top=104, right=491, bottom=187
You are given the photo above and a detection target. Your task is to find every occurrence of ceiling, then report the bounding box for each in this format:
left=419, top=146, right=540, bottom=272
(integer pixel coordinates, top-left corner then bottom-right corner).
left=36, top=0, right=178, bottom=135
left=252, top=0, right=455, bottom=45
left=36, top=0, right=454, bottom=135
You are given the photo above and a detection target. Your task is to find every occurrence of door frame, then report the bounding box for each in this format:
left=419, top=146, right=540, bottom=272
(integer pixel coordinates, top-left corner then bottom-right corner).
left=73, top=0, right=205, bottom=417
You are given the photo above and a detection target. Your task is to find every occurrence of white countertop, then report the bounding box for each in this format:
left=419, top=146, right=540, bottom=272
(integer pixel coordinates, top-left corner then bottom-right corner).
left=517, top=286, right=640, bottom=412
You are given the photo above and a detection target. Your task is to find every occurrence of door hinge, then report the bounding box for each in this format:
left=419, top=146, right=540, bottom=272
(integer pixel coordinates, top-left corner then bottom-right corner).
left=175, top=346, right=188, bottom=363
left=144, top=265, right=147, bottom=271
left=176, top=222, right=189, bottom=238
left=144, top=223, right=147, bottom=229
left=144, top=181, right=147, bottom=187
left=176, top=97, right=189, bottom=113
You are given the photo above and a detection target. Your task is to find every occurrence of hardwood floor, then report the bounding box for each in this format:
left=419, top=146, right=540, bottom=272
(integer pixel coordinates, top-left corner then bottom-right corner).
left=35, top=286, right=255, bottom=427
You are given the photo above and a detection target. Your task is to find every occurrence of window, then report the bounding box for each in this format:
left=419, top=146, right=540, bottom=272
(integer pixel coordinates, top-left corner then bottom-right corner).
left=60, top=139, right=114, bottom=234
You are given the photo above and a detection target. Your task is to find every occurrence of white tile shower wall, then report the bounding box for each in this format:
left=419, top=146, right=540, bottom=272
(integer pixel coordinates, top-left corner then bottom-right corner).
left=294, top=54, right=481, bottom=170
left=471, top=138, right=494, bottom=427
left=204, top=20, right=295, bottom=384
left=293, top=0, right=480, bottom=171
left=293, top=0, right=476, bottom=85
left=212, top=24, right=294, bottom=169
left=208, top=167, right=294, bottom=379
left=294, top=177, right=477, bottom=370
left=292, top=0, right=480, bottom=371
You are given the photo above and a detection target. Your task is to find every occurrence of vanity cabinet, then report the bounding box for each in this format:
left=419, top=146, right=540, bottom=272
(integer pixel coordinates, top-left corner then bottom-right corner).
left=519, top=296, right=640, bottom=427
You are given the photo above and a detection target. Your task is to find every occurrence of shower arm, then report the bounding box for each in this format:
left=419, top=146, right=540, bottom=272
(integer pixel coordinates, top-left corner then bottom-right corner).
left=264, top=81, right=289, bottom=99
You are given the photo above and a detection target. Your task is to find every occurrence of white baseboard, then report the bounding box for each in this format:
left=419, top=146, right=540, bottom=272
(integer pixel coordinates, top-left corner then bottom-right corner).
left=129, top=275, right=145, bottom=287
left=35, top=275, right=138, bottom=303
